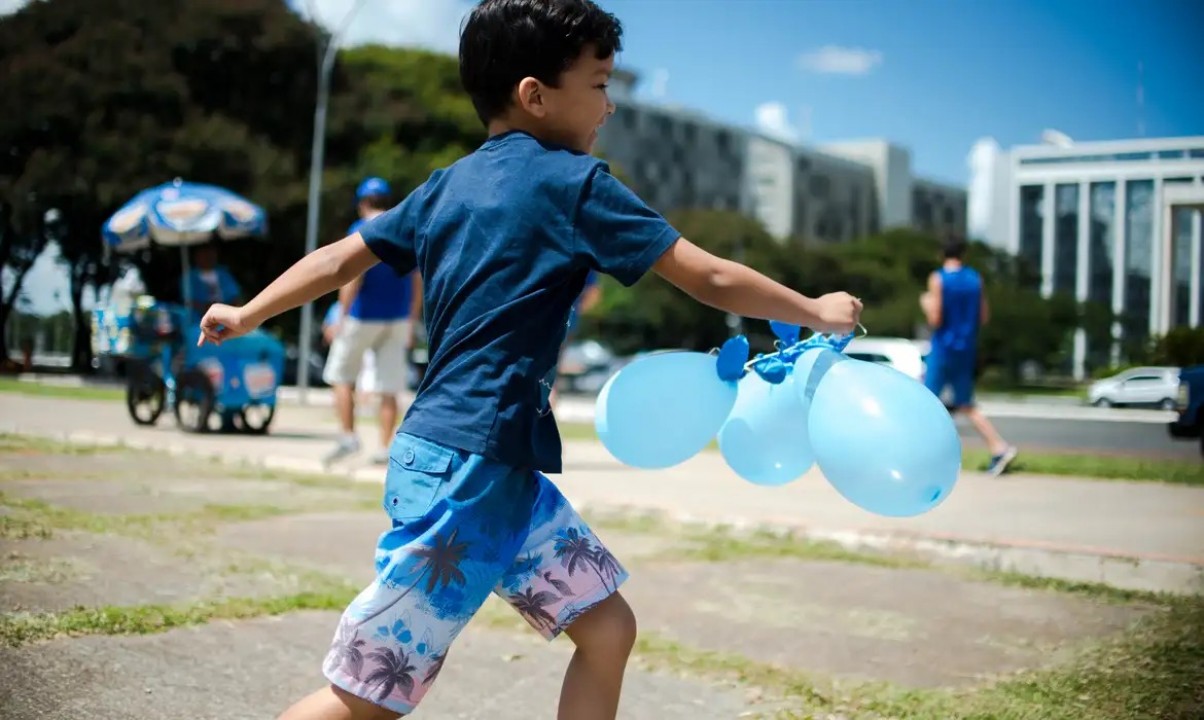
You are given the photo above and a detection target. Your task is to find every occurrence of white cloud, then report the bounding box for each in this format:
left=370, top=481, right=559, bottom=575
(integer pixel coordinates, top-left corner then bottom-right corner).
left=648, top=68, right=669, bottom=101
left=0, top=0, right=29, bottom=15
left=754, top=101, right=797, bottom=142
left=298, top=0, right=475, bottom=54
left=966, top=137, right=1001, bottom=240
left=797, top=45, right=883, bottom=76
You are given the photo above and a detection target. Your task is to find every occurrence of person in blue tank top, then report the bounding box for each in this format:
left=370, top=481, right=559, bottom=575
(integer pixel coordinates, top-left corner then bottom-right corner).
left=921, top=236, right=1017, bottom=475
left=197, top=1, right=862, bottom=715
left=322, top=177, right=423, bottom=466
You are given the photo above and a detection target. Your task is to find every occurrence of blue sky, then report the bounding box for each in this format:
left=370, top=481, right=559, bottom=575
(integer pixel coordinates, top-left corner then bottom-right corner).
left=4, top=0, right=1202, bottom=316
left=600, top=0, right=1203, bottom=184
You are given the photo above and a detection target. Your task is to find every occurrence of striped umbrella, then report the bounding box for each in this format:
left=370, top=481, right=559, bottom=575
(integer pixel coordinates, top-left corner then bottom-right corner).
left=102, top=178, right=268, bottom=252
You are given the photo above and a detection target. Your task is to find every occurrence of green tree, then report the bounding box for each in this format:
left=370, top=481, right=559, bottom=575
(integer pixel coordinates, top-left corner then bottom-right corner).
left=1, top=0, right=487, bottom=364
left=587, top=209, right=793, bottom=354
left=1151, top=328, right=1204, bottom=368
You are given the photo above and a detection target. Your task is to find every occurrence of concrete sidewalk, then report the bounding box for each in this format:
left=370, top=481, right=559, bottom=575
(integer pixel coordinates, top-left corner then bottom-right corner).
left=1, top=392, right=1201, bottom=593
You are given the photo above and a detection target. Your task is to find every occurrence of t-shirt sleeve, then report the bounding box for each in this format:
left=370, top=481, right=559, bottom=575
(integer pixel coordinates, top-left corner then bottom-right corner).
left=574, top=165, right=680, bottom=287
left=357, top=192, right=421, bottom=275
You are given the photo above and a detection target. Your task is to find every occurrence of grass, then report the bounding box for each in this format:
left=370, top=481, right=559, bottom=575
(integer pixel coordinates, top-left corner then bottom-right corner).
left=654, top=526, right=929, bottom=570
left=0, top=439, right=1196, bottom=719
left=586, top=508, right=1173, bottom=606
left=632, top=598, right=1204, bottom=720
left=562, top=423, right=1204, bottom=486
left=0, top=433, right=124, bottom=456
left=0, top=377, right=122, bottom=401
left=963, top=449, right=1203, bottom=486
left=0, top=589, right=358, bottom=647
left=0, top=514, right=54, bottom=539
left=0, top=493, right=305, bottom=539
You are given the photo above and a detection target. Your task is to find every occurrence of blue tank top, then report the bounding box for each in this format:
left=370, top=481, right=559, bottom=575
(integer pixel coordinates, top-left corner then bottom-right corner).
left=932, top=266, right=982, bottom=355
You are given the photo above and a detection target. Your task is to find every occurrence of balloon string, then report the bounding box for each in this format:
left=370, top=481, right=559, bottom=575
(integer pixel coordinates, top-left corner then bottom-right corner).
left=741, top=323, right=867, bottom=371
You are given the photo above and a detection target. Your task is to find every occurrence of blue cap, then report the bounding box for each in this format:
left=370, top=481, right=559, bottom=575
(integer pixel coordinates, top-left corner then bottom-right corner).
left=356, top=177, right=391, bottom=200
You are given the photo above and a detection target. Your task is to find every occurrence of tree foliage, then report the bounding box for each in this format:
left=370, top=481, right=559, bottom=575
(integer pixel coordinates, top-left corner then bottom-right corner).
left=0, top=0, right=484, bottom=365
left=0, top=0, right=1133, bottom=380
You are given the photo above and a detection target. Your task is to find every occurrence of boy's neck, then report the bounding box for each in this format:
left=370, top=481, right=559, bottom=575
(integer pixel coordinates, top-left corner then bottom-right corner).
left=487, top=115, right=545, bottom=142
left=943, top=259, right=963, bottom=271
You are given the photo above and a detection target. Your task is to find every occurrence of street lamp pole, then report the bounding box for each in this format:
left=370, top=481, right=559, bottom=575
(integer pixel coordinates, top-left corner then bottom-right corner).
left=296, top=0, right=368, bottom=404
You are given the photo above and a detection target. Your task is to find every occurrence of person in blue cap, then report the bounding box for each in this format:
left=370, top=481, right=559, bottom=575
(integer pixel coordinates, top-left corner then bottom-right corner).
left=198, top=2, right=861, bottom=715
left=321, top=177, right=423, bottom=466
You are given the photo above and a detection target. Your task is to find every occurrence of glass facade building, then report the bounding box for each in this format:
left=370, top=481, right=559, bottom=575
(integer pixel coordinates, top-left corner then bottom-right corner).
left=972, top=136, right=1204, bottom=378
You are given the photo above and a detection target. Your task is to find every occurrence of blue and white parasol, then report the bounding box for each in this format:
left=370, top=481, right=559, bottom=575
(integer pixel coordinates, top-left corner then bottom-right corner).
left=102, top=178, right=268, bottom=253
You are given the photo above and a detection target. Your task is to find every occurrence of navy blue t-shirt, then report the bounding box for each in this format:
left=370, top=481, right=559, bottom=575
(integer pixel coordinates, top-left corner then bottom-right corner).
left=359, top=131, right=680, bottom=472
left=346, top=218, right=413, bottom=322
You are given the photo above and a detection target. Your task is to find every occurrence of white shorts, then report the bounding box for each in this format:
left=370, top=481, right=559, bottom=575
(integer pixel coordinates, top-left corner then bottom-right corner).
left=323, top=318, right=409, bottom=394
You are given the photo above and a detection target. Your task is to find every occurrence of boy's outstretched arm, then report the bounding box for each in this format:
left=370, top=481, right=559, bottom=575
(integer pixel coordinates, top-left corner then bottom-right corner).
left=652, top=237, right=862, bottom=335
left=198, top=234, right=380, bottom=346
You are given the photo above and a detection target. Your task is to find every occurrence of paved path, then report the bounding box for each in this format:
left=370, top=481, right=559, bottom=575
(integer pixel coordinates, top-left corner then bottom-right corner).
left=0, top=445, right=1174, bottom=718
left=2, top=392, right=1202, bottom=593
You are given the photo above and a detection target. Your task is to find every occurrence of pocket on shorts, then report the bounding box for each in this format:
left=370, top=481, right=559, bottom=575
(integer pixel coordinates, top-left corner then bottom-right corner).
left=383, top=434, right=455, bottom=522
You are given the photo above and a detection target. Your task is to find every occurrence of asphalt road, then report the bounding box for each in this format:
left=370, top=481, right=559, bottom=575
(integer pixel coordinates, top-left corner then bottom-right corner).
left=561, top=392, right=1204, bottom=462
left=958, top=414, right=1201, bottom=460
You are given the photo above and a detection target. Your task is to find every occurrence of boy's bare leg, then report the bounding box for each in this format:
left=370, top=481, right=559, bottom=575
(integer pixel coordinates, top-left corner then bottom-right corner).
left=559, top=593, right=637, bottom=720
left=277, top=684, right=400, bottom=720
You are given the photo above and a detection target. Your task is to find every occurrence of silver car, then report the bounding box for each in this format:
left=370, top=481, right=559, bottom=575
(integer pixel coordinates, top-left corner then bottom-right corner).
left=1087, top=366, right=1181, bottom=409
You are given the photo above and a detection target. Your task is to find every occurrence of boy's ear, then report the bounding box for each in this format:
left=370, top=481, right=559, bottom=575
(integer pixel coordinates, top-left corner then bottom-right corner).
left=516, top=76, right=547, bottom=118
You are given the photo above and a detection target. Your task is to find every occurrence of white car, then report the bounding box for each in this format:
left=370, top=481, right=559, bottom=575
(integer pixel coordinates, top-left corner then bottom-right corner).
left=1087, top=367, right=1181, bottom=409
left=842, top=337, right=927, bottom=382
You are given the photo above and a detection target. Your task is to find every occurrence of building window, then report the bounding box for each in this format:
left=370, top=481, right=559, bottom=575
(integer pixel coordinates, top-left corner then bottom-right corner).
left=1088, top=182, right=1116, bottom=307
left=809, top=174, right=829, bottom=199
left=1019, top=185, right=1045, bottom=285
left=716, top=130, right=731, bottom=155
left=1172, top=207, right=1193, bottom=328
left=1165, top=179, right=1196, bottom=327
left=1087, top=182, right=1116, bottom=369
left=1053, top=184, right=1079, bottom=296
left=1124, top=179, right=1154, bottom=340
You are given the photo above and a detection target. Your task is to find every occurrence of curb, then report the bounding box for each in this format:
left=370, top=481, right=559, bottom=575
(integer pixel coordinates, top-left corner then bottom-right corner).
left=555, top=503, right=1204, bottom=597
left=7, top=427, right=1203, bottom=596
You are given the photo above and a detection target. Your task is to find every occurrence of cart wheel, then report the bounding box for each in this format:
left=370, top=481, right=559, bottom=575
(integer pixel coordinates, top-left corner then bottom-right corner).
left=237, top=403, right=276, bottom=435
left=173, top=370, right=215, bottom=433
left=126, top=363, right=165, bottom=426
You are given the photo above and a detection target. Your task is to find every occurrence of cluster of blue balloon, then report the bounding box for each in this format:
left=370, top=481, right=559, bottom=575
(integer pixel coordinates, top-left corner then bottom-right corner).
left=594, top=321, right=962, bottom=517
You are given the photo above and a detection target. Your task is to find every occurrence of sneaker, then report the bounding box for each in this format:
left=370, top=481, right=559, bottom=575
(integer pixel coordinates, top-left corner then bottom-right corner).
left=369, top=449, right=390, bottom=466
left=322, top=435, right=360, bottom=468
left=986, top=446, right=1018, bottom=476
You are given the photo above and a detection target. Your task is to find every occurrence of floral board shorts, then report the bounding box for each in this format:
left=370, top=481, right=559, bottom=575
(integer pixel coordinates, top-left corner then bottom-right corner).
left=322, top=433, right=629, bottom=714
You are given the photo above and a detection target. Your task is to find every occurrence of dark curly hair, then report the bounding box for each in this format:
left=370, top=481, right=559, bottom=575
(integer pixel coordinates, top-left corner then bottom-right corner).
left=459, top=0, right=623, bottom=125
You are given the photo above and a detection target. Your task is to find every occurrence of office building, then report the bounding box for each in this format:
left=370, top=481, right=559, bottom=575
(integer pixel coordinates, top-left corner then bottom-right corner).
left=971, top=135, right=1204, bottom=376
left=596, top=69, right=967, bottom=246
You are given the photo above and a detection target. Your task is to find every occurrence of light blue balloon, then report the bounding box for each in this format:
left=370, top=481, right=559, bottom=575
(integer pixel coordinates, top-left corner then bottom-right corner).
left=595, top=351, right=738, bottom=469
left=718, top=372, right=814, bottom=486
left=807, top=357, right=962, bottom=517
left=792, top=346, right=841, bottom=407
